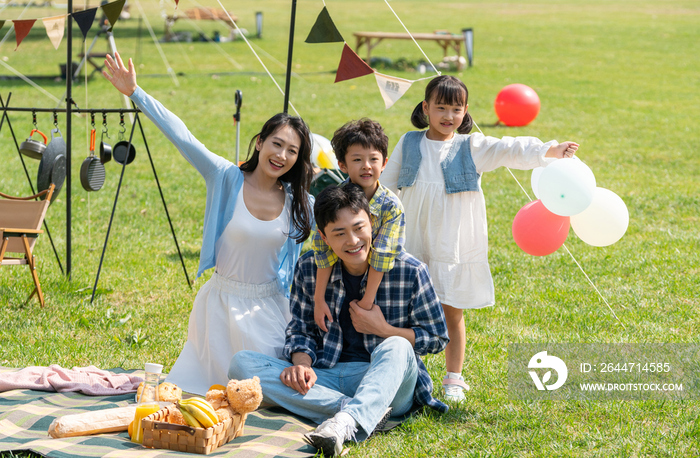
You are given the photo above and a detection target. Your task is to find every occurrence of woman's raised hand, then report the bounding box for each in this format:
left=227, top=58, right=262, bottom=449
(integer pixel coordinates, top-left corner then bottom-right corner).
left=103, top=51, right=137, bottom=97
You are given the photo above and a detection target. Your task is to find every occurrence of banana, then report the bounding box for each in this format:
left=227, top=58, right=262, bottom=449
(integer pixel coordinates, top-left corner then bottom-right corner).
left=181, top=402, right=216, bottom=428
left=177, top=402, right=202, bottom=428
left=181, top=398, right=219, bottom=426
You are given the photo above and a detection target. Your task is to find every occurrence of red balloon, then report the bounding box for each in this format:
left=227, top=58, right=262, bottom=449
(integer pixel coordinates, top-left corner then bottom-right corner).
left=494, top=84, right=541, bottom=126
left=512, top=200, right=570, bottom=256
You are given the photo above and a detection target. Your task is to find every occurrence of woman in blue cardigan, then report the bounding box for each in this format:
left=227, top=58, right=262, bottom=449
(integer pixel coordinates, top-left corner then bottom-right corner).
left=104, top=52, right=314, bottom=394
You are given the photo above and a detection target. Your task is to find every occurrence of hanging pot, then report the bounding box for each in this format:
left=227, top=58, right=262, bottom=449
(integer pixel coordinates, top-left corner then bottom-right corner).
left=37, top=128, right=67, bottom=203
left=113, top=140, right=136, bottom=165
left=81, top=128, right=106, bottom=192
left=99, top=131, right=112, bottom=164
left=19, top=129, right=48, bottom=160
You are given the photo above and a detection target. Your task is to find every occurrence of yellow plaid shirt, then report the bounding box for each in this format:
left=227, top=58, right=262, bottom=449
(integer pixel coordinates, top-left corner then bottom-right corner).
left=312, top=181, right=405, bottom=272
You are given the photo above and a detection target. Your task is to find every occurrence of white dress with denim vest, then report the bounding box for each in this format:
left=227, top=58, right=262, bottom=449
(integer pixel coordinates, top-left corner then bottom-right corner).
left=382, top=132, right=556, bottom=309
left=166, top=190, right=292, bottom=394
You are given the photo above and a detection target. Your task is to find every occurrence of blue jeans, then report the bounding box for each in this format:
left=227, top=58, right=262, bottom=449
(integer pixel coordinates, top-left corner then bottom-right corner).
left=229, top=336, right=418, bottom=439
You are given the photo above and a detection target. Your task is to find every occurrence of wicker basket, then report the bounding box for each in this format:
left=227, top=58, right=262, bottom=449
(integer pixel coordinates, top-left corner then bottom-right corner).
left=141, top=404, right=246, bottom=455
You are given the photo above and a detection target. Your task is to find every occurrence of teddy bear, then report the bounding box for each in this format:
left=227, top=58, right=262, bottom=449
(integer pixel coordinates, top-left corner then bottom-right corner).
left=206, top=376, right=262, bottom=424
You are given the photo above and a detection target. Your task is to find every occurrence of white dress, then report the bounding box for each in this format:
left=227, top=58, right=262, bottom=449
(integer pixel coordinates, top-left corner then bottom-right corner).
left=166, top=189, right=292, bottom=394
left=381, top=132, right=556, bottom=309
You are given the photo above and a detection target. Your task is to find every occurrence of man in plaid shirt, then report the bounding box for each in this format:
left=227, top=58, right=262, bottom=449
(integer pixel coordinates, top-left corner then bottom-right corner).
left=230, top=184, right=448, bottom=457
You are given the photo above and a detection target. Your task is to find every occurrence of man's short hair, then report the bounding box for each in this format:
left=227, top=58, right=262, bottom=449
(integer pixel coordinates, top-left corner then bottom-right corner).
left=331, top=118, right=389, bottom=163
left=314, top=184, right=371, bottom=235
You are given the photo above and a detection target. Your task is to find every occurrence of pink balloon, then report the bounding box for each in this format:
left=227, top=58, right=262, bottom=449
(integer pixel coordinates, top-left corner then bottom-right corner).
left=494, top=84, right=541, bottom=126
left=512, top=200, right=570, bottom=256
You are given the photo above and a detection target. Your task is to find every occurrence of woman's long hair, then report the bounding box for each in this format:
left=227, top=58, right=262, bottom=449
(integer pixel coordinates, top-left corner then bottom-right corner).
left=410, top=75, right=474, bottom=134
left=240, top=113, right=314, bottom=243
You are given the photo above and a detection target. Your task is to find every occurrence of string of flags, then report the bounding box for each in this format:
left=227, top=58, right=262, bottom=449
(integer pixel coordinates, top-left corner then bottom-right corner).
left=306, top=6, right=436, bottom=109
left=3, top=1, right=433, bottom=109
left=0, top=0, right=126, bottom=51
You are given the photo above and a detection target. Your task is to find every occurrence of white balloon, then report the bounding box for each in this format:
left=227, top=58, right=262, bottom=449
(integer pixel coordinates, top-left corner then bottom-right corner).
left=571, top=187, right=629, bottom=246
left=538, top=158, right=596, bottom=216
left=530, top=167, right=545, bottom=199
left=311, top=133, right=339, bottom=170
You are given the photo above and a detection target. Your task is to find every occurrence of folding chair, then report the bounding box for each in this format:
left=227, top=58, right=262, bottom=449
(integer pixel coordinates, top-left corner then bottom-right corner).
left=0, top=184, right=55, bottom=307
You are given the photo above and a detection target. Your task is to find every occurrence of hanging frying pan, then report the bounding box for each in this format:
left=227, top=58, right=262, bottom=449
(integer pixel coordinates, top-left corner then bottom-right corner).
left=37, top=128, right=67, bottom=203
left=113, top=114, right=136, bottom=165
left=19, top=129, right=48, bottom=160
left=80, top=128, right=106, bottom=192
left=113, top=140, right=136, bottom=165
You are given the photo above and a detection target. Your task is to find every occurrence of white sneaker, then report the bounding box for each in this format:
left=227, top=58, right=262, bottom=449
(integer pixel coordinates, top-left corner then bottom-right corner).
left=443, top=374, right=470, bottom=402
left=303, top=413, right=357, bottom=457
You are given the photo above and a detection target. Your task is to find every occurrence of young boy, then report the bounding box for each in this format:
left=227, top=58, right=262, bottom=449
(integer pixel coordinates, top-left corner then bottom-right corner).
left=312, top=118, right=405, bottom=331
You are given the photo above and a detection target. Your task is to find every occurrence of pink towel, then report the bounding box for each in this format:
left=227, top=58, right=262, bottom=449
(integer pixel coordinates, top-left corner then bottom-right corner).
left=0, top=365, right=143, bottom=396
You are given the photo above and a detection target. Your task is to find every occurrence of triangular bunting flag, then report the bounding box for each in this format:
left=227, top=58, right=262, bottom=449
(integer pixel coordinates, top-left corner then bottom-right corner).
left=374, top=73, right=414, bottom=109
left=305, top=7, right=343, bottom=43
left=174, top=0, right=179, bottom=7
left=0, top=20, right=5, bottom=33
left=101, top=0, right=126, bottom=31
left=13, top=19, right=36, bottom=51
left=43, top=15, right=66, bottom=50
left=73, top=7, right=97, bottom=40
left=335, top=43, right=374, bottom=83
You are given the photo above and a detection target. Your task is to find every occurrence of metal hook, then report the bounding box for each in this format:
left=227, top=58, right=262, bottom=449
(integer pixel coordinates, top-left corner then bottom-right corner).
left=119, top=112, right=126, bottom=139
left=53, top=111, right=59, bottom=128
left=102, top=112, right=110, bottom=137
left=90, top=112, right=96, bottom=128
left=32, top=110, right=37, bottom=128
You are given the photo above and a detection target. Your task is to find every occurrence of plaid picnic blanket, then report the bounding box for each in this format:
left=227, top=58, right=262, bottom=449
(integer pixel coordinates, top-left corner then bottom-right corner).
left=0, top=367, right=316, bottom=458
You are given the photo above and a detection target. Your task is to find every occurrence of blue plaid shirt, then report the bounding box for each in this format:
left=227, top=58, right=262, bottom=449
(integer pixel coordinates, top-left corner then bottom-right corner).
left=284, top=250, right=449, bottom=412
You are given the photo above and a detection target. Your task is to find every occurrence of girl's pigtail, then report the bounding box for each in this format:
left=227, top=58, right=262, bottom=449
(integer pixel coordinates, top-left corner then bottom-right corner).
left=410, top=102, right=429, bottom=129
left=457, top=111, right=474, bottom=134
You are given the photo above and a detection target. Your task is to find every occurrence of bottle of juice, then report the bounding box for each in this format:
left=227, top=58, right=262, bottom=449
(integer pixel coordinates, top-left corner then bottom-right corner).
left=130, top=363, right=163, bottom=444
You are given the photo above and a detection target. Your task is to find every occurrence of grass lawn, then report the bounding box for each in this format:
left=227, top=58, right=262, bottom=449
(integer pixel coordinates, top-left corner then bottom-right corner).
left=1, top=0, right=699, bottom=456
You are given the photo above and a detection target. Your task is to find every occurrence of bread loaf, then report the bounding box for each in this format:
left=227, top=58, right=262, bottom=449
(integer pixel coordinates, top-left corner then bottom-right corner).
left=48, top=406, right=137, bottom=438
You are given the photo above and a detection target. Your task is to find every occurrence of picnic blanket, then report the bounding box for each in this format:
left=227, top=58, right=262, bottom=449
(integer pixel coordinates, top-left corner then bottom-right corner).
left=0, top=367, right=317, bottom=458
left=0, top=365, right=143, bottom=396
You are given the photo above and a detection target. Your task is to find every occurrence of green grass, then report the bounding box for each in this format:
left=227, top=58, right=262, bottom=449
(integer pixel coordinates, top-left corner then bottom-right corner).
left=2, top=0, right=700, bottom=456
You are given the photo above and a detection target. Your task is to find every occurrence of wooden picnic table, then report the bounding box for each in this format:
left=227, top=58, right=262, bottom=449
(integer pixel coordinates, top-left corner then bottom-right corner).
left=354, top=31, right=465, bottom=70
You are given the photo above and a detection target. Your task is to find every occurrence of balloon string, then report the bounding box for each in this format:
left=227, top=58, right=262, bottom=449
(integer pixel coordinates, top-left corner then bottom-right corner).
left=562, top=244, right=627, bottom=322
left=505, top=167, right=534, bottom=202
left=473, top=121, right=624, bottom=326
left=214, top=0, right=300, bottom=117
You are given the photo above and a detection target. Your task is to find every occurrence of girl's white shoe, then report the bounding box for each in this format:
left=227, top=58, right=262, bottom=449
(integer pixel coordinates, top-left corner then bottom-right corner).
left=442, top=374, right=470, bottom=402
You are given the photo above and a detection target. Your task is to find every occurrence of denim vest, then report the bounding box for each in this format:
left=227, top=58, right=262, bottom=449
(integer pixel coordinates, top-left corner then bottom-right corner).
left=397, top=131, right=480, bottom=194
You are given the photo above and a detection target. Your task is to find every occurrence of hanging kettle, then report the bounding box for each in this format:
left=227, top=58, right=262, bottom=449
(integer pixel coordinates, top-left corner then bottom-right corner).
left=80, top=128, right=106, bottom=192
left=19, top=129, right=48, bottom=160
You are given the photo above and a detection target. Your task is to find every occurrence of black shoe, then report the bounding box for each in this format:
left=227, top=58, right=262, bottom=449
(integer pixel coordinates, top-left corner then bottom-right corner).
left=368, top=407, right=393, bottom=438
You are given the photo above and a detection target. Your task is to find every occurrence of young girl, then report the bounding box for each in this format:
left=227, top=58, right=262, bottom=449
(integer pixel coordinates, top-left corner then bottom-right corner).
left=104, top=52, right=314, bottom=395
left=381, top=75, right=578, bottom=402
